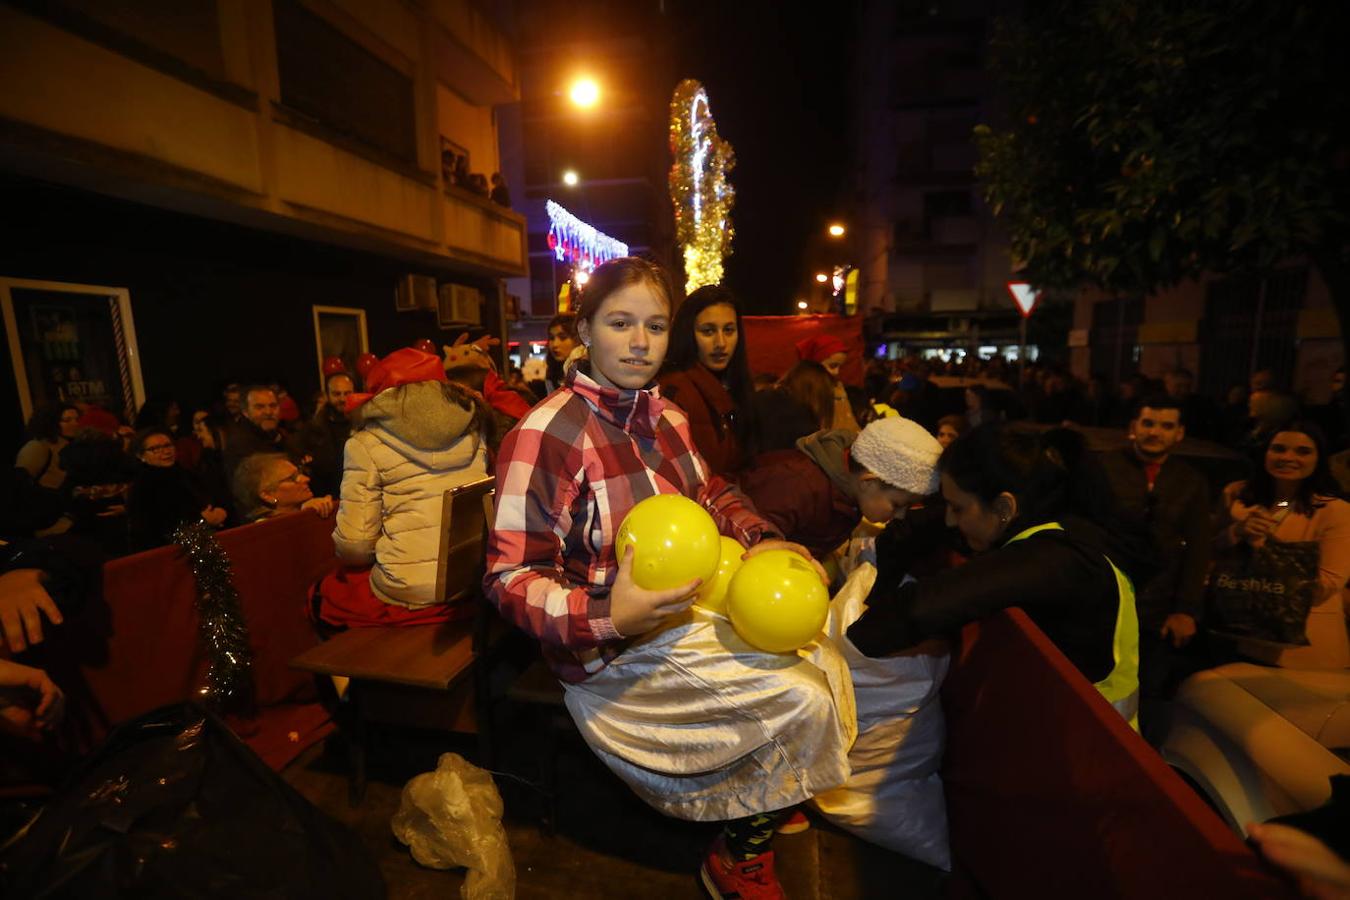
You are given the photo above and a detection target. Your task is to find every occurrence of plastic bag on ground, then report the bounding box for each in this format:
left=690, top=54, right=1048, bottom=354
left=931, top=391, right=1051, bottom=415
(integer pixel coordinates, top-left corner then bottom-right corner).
left=391, top=752, right=515, bottom=900
left=810, top=563, right=953, bottom=871
left=0, top=703, right=385, bottom=899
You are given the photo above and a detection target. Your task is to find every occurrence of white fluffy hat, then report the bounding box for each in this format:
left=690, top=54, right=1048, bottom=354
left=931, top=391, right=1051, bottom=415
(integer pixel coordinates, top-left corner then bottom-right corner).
left=850, top=416, right=943, bottom=495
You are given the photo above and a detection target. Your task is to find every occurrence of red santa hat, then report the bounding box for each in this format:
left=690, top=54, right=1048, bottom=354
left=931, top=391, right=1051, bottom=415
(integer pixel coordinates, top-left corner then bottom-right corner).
left=795, top=334, right=849, bottom=364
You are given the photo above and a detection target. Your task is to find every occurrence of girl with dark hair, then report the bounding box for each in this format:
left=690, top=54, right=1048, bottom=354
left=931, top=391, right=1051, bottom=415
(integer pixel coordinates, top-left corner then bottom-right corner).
left=16, top=404, right=81, bottom=490
left=750, top=359, right=836, bottom=454
left=658, top=284, right=756, bottom=477
left=485, top=257, right=851, bottom=898
left=849, top=423, right=1148, bottom=727
left=1215, top=421, right=1350, bottom=666
left=544, top=312, right=579, bottom=392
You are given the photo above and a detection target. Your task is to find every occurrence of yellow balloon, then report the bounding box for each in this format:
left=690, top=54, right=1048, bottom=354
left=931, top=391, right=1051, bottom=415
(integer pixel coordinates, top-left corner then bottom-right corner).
left=615, top=494, right=721, bottom=591
left=695, top=536, right=746, bottom=615
left=726, top=550, right=829, bottom=653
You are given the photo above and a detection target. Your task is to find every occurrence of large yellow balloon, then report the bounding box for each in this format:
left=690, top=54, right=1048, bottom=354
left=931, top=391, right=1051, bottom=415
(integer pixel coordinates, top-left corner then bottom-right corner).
left=615, top=494, right=721, bottom=591
left=695, top=536, right=746, bottom=615
left=726, top=550, right=829, bottom=653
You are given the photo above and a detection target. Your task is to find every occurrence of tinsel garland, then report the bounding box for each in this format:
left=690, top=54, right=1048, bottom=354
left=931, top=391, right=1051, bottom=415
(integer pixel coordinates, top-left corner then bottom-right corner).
left=172, top=522, right=253, bottom=706
left=668, top=78, right=736, bottom=294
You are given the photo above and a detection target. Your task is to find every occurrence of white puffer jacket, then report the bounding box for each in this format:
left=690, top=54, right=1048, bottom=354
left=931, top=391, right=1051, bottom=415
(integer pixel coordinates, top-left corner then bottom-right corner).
left=332, top=381, right=489, bottom=608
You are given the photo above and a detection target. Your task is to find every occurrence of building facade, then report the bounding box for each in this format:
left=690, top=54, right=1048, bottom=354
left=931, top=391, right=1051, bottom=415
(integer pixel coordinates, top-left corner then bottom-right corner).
left=0, top=0, right=526, bottom=449
left=501, top=0, right=674, bottom=356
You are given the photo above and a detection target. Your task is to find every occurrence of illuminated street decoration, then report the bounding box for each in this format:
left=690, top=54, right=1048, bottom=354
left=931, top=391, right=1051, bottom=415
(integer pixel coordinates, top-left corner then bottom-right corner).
left=669, top=79, right=735, bottom=294
left=546, top=199, right=629, bottom=271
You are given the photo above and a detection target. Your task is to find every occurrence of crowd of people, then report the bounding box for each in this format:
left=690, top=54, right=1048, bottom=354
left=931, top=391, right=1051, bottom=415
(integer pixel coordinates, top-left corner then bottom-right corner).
left=5, top=253, right=1350, bottom=897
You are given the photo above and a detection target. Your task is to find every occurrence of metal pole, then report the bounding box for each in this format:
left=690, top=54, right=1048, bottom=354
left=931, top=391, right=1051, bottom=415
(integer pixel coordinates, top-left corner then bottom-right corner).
left=1019, top=314, right=1028, bottom=383
left=1249, top=276, right=1268, bottom=382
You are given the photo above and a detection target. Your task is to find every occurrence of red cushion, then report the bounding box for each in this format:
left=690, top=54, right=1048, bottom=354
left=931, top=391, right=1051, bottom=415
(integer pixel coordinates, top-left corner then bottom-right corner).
left=70, top=512, right=338, bottom=766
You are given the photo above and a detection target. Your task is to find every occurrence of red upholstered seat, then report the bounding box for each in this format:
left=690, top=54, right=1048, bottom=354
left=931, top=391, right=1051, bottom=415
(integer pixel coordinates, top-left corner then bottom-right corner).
left=940, top=608, right=1293, bottom=898
left=65, top=512, right=338, bottom=769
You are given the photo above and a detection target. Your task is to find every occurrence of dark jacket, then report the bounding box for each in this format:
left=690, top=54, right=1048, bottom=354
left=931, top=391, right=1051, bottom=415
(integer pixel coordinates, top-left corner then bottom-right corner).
left=291, top=406, right=352, bottom=499
left=850, top=515, right=1126, bottom=683
left=127, top=463, right=210, bottom=551
left=749, top=387, right=821, bottom=455
left=222, top=418, right=286, bottom=482
left=1099, top=448, right=1210, bottom=630
left=658, top=365, right=743, bottom=478
left=739, top=431, right=859, bottom=558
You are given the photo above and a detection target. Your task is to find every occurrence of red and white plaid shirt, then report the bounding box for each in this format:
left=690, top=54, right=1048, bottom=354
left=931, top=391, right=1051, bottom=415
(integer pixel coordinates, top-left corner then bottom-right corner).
left=485, top=365, right=780, bottom=683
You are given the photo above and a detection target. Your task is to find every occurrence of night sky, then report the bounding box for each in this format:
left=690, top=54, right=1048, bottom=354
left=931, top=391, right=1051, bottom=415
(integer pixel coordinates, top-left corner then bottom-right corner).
left=668, top=1, right=858, bottom=315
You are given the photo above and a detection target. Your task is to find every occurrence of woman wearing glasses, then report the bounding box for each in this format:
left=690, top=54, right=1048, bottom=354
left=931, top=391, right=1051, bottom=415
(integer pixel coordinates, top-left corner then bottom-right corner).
left=126, top=427, right=228, bottom=550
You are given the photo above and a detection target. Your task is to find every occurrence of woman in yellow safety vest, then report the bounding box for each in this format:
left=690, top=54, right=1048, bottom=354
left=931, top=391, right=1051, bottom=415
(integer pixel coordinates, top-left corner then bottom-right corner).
left=849, top=424, right=1151, bottom=726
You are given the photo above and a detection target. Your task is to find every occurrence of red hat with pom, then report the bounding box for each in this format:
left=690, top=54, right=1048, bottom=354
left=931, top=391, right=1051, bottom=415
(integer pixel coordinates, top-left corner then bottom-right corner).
left=794, top=334, right=848, bottom=364
left=345, top=348, right=446, bottom=412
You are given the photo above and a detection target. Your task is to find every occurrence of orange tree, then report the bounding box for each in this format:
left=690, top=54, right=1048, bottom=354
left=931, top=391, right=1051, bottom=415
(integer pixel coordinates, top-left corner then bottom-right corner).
left=975, top=1, right=1350, bottom=358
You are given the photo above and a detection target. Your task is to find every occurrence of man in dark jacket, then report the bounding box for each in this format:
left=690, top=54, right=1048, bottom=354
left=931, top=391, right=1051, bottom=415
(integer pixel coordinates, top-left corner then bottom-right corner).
left=222, top=385, right=287, bottom=481
left=291, top=373, right=354, bottom=499
left=1100, top=394, right=1210, bottom=699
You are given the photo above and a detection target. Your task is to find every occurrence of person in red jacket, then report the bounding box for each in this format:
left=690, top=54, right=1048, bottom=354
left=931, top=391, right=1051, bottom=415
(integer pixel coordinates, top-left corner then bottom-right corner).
left=657, top=284, right=757, bottom=479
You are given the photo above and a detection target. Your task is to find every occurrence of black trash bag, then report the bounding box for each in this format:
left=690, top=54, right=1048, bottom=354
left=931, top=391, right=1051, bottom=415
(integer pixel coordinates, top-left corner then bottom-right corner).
left=0, top=703, right=384, bottom=899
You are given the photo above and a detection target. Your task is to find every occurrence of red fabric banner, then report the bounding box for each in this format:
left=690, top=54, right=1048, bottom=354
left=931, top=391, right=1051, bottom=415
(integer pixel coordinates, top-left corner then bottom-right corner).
left=741, top=315, right=866, bottom=386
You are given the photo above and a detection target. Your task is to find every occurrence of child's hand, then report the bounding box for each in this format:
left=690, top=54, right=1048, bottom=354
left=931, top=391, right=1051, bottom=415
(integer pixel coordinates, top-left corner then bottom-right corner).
left=744, top=540, right=829, bottom=586
left=609, top=545, right=701, bottom=637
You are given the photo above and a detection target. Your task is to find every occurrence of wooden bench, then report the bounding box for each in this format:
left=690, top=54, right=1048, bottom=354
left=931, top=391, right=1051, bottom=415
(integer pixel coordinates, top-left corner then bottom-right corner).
left=289, top=476, right=495, bottom=805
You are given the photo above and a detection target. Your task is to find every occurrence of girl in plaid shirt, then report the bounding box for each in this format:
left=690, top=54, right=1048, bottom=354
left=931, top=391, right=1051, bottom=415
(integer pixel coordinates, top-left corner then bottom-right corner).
left=485, top=258, right=855, bottom=898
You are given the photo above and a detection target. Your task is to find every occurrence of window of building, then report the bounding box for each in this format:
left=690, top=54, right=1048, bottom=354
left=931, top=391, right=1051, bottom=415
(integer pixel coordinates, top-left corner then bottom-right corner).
left=273, top=0, right=417, bottom=166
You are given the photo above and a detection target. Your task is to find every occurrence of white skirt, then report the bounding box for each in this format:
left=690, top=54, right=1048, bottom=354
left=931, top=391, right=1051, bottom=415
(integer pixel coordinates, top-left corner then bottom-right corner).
left=563, top=607, right=858, bottom=822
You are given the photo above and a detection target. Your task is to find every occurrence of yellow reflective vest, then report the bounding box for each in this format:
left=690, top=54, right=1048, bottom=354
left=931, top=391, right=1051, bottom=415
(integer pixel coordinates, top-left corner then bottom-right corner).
left=1005, top=522, right=1140, bottom=730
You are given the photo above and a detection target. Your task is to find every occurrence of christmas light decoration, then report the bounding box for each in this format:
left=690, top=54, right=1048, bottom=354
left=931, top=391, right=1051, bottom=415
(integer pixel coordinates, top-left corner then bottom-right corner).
left=545, top=199, right=629, bottom=272
left=669, top=79, right=735, bottom=294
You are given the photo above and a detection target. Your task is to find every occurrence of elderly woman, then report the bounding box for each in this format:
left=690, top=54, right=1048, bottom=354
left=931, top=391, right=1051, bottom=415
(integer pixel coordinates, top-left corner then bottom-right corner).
left=232, top=452, right=334, bottom=523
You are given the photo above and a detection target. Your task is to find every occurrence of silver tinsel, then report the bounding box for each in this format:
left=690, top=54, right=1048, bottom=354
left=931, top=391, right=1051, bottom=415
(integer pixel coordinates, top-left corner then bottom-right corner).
left=171, top=522, right=253, bottom=706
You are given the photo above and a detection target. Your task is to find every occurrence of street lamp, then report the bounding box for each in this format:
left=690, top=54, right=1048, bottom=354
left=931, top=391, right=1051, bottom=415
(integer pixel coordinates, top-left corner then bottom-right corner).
left=814, top=273, right=828, bottom=283
left=569, top=77, right=600, bottom=109
left=828, top=223, right=846, bottom=238
left=797, top=300, right=808, bottom=310
left=562, top=170, right=579, bottom=187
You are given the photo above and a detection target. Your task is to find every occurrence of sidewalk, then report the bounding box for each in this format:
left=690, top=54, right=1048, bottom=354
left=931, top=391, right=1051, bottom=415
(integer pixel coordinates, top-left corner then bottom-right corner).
left=284, top=723, right=946, bottom=899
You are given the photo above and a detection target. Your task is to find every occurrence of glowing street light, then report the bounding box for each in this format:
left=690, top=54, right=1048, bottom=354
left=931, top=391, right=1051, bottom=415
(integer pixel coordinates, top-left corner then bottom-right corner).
left=814, top=272, right=828, bottom=283
left=797, top=300, right=808, bottom=310
left=828, top=223, right=846, bottom=238
left=569, top=77, right=600, bottom=109
left=562, top=170, right=579, bottom=187
left=575, top=269, right=591, bottom=286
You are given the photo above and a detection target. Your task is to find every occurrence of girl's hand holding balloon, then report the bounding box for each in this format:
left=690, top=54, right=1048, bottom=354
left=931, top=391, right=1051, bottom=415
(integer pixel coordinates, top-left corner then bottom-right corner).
left=609, top=545, right=701, bottom=637
left=744, top=539, right=828, bottom=586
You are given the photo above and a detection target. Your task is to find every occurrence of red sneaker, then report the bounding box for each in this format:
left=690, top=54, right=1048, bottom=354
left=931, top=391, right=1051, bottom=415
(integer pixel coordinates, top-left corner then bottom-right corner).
left=775, top=809, right=810, bottom=835
left=699, top=837, right=785, bottom=900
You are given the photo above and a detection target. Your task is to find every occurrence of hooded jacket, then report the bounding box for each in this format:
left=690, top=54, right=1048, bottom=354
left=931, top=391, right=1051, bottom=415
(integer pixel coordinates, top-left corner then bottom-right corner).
left=332, top=381, right=488, bottom=608
left=738, top=429, right=860, bottom=558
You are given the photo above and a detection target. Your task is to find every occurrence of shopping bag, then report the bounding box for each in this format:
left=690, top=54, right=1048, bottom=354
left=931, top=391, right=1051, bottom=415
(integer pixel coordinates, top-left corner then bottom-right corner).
left=1207, top=538, right=1319, bottom=646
